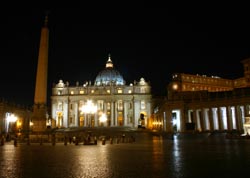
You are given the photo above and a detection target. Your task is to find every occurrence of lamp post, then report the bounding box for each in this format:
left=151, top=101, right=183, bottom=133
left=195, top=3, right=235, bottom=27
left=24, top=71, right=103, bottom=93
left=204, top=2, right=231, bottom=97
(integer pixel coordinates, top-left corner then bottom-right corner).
left=99, top=113, right=107, bottom=127
left=29, top=121, right=34, bottom=132
left=5, top=113, right=18, bottom=140
left=16, top=120, right=22, bottom=136
left=80, top=100, right=97, bottom=127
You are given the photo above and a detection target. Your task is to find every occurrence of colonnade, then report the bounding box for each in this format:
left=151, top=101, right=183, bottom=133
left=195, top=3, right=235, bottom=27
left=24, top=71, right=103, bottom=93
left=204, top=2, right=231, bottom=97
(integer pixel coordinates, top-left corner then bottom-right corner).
left=159, top=102, right=250, bottom=133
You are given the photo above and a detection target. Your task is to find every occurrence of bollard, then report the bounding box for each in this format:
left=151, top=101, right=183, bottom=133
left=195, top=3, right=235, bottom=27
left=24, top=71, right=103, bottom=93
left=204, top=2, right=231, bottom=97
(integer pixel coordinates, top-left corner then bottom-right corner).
left=27, top=138, right=30, bottom=145
left=14, top=138, right=17, bottom=147
left=122, top=134, right=125, bottom=143
left=52, top=134, right=56, bottom=146
left=94, top=136, right=97, bottom=145
left=52, top=138, right=56, bottom=146
left=75, top=138, right=78, bottom=145
left=64, top=136, right=67, bottom=146
left=102, top=138, right=106, bottom=145
left=1, top=136, right=4, bottom=146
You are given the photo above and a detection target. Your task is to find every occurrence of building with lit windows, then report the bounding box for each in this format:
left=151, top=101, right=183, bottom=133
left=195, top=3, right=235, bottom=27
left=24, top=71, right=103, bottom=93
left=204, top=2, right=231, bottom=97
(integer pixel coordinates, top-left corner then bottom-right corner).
left=152, top=58, right=250, bottom=134
left=0, top=100, right=32, bottom=136
left=50, top=54, right=152, bottom=129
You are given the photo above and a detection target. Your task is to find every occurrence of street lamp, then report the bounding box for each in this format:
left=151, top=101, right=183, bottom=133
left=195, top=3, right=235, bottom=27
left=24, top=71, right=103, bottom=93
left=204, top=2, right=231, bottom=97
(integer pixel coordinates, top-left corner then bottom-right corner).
left=99, top=113, right=107, bottom=126
left=5, top=113, right=18, bottom=140
left=80, top=100, right=97, bottom=127
left=6, top=113, right=17, bottom=132
left=29, top=121, right=34, bottom=132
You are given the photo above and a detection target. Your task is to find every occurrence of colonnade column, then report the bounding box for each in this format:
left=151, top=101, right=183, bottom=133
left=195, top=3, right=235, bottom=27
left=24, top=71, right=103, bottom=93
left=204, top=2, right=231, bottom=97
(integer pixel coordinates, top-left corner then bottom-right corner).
left=195, top=109, right=202, bottom=131
left=200, top=108, right=205, bottom=131
left=193, top=109, right=197, bottom=130
left=165, top=110, right=173, bottom=133
left=226, top=106, right=233, bottom=131
left=180, top=107, right=186, bottom=132
left=217, top=107, right=223, bottom=131
left=244, top=105, right=249, bottom=122
left=209, top=108, right=214, bottom=131
left=188, top=110, right=192, bottom=122
left=235, top=105, right=243, bottom=132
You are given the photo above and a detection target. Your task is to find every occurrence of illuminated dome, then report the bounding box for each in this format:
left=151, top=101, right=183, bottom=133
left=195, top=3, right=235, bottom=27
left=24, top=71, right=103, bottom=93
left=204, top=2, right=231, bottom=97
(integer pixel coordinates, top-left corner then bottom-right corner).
left=94, top=54, right=125, bottom=86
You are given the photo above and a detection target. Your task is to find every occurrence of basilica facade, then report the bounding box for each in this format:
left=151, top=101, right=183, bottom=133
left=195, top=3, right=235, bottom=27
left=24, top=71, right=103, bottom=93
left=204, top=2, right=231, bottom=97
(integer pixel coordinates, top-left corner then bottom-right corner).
left=50, top=55, right=152, bottom=129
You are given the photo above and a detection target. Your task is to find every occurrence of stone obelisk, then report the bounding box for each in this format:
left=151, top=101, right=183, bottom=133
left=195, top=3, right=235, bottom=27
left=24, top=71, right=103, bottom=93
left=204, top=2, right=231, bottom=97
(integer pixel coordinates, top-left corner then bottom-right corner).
left=31, top=15, right=49, bottom=132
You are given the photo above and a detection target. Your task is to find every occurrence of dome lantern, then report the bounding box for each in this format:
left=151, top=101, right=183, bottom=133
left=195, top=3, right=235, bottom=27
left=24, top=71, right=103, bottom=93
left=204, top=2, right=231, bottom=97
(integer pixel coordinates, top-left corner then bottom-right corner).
left=94, top=54, right=125, bottom=86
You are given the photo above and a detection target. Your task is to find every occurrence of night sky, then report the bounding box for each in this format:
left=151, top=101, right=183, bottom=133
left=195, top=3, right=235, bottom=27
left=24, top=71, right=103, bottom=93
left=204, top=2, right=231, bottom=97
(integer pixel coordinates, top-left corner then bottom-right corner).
left=1, top=5, right=250, bottom=107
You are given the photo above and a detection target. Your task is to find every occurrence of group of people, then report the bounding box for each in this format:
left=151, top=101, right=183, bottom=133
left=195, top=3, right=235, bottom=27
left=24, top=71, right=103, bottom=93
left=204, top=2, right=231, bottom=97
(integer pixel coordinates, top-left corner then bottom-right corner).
left=0, top=133, right=18, bottom=146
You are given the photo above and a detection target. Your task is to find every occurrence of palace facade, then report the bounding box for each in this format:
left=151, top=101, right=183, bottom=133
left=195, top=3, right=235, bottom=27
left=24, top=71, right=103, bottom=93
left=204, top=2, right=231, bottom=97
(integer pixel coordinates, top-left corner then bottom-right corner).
left=153, top=58, right=250, bottom=134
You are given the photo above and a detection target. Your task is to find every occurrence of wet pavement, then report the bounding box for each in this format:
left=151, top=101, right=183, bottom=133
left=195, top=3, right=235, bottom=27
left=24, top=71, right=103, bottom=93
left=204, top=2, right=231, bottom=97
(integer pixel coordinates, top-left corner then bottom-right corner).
left=1, top=131, right=250, bottom=178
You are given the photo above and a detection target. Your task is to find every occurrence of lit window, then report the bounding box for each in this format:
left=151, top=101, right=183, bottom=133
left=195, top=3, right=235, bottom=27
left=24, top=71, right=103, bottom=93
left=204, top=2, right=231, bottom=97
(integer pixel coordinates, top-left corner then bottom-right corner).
left=107, top=103, right=111, bottom=110
left=107, top=90, right=110, bottom=93
left=129, top=102, right=132, bottom=109
left=118, top=100, right=123, bottom=110
left=128, top=90, right=132, bottom=93
left=140, top=87, right=146, bottom=93
left=70, top=91, right=74, bottom=95
left=58, top=102, right=63, bottom=110
left=141, top=100, right=145, bottom=109
left=118, top=89, right=122, bottom=93
left=172, top=84, right=178, bottom=90
left=80, top=90, right=84, bottom=94
left=98, top=100, right=104, bottom=110
left=91, top=90, right=95, bottom=93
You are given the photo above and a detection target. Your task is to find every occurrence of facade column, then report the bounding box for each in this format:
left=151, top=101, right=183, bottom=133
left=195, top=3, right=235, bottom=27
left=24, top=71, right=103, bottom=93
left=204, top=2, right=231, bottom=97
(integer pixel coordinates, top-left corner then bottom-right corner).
left=51, top=102, right=57, bottom=128
left=114, top=102, right=118, bottom=126
left=84, top=113, right=87, bottom=126
left=111, top=102, right=114, bottom=126
left=104, top=102, right=108, bottom=126
left=123, top=102, right=128, bottom=126
left=94, top=112, right=98, bottom=127
left=146, top=101, right=151, bottom=127
left=75, top=102, right=79, bottom=127
left=134, top=100, right=139, bottom=128
left=63, top=101, right=68, bottom=128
